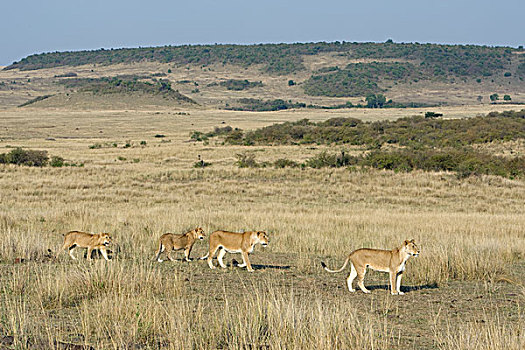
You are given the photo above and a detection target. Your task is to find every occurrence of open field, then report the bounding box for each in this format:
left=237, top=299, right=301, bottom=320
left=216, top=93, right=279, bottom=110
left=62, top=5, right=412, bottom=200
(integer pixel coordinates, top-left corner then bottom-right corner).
left=0, top=105, right=524, bottom=349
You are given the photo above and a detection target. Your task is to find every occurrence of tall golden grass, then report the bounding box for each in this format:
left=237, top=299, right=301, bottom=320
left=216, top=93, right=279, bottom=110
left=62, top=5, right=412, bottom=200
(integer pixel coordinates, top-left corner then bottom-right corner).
left=0, top=108, right=524, bottom=348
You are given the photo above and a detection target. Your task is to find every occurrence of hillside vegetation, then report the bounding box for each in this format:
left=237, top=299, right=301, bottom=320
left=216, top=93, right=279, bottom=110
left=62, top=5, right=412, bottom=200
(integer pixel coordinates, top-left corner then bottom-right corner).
left=4, top=42, right=524, bottom=99
left=5, top=42, right=517, bottom=78
left=2, top=41, right=524, bottom=109
left=60, top=77, right=196, bottom=103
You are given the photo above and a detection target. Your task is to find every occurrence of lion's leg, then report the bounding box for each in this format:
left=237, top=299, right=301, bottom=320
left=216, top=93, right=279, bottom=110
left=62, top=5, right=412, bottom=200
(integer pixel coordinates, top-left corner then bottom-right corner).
left=236, top=252, right=248, bottom=269
left=68, top=245, right=77, bottom=260
left=87, top=247, right=93, bottom=261
left=389, top=271, right=398, bottom=295
left=167, top=250, right=176, bottom=262
left=184, top=246, right=193, bottom=262
left=356, top=267, right=370, bottom=294
left=207, top=246, right=220, bottom=269
left=346, top=263, right=357, bottom=292
left=165, top=244, right=176, bottom=262
left=100, top=248, right=110, bottom=261
left=396, top=272, right=404, bottom=295
left=217, top=248, right=227, bottom=268
left=242, top=252, right=254, bottom=272
left=154, top=243, right=165, bottom=262
left=237, top=256, right=247, bottom=268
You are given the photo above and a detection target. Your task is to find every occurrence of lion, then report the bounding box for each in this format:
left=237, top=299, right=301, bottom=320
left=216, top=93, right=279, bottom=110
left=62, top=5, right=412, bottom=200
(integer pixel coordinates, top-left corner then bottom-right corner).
left=201, top=230, right=269, bottom=272
left=321, top=239, right=420, bottom=295
left=57, top=231, right=112, bottom=261
left=153, top=227, right=205, bottom=262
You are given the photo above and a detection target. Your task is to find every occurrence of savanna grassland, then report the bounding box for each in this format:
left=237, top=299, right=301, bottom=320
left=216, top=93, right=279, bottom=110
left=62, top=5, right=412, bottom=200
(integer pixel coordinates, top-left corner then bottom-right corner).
left=0, top=105, right=524, bottom=350
left=1, top=41, right=525, bottom=349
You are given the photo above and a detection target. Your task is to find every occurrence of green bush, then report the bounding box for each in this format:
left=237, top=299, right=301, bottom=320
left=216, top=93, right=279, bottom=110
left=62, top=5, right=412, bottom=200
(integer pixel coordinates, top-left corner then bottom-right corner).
left=273, top=158, right=300, bottom=168
left=219, top=79, right=263, bottom=91
left=226, top=98, right=306, bottom=112
left=0, top=148, right=48, bottom=166
left=50, top=156, right=65, bottom=167
left=193, top=160, right=212, bottom=168
left=235, top=153, right=260, bottom=168
left=306, top=151, right=356, bottom=169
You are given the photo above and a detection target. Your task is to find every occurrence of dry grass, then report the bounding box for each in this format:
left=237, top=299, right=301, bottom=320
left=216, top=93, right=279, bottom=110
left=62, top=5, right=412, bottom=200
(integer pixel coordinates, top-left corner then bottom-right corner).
left=0, top=107, right=524, bottom=349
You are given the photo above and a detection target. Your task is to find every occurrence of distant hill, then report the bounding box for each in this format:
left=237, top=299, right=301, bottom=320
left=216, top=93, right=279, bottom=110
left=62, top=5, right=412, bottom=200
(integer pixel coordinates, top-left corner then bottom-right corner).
left=5, top=42, right=524, bottom=99
left=2, top=42, right=524, bottom=108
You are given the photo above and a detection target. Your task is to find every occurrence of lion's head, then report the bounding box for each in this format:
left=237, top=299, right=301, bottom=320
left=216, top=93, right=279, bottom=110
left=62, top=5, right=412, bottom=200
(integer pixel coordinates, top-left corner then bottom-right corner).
left=99, top=233, right=112, bottom=246
left=257, top=231, right=269, bottom=247
left=193, top=227, right=206, bottom=240
left=404, top=239, right=419, bottom=257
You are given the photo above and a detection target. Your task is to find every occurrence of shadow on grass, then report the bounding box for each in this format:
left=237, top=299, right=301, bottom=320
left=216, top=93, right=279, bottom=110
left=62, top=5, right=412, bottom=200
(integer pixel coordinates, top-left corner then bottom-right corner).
left=366, top=282, right=439, bottom=292
left=231, top=259, right=291, bottom=270
left=251, top=263, right=292, bottom=270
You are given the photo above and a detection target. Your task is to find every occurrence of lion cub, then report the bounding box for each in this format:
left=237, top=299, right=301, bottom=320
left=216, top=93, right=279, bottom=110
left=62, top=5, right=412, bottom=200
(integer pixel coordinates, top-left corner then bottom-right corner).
left=153, top=227, right=205, bottom=262
left=321, top=240, right=420, bottom=295
left=201, top=230, right=269, bottom=272
left=58, top=231, right=112, bottom=261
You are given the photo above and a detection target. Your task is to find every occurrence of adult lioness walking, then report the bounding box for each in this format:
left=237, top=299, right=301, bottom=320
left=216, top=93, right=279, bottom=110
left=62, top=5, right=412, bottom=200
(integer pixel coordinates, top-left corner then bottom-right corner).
left=201, top=230, right=269, bottom=272
left=58, top=231, right=112, bottom=261
left=153, top=227, right=205, bottom=262
left=321, top=240, right=420, bottom=295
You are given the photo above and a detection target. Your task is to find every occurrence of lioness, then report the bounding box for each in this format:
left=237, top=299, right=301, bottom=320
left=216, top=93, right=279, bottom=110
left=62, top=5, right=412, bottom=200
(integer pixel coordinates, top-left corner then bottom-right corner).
left=321, top=239, right=420, bottom=295
left=201, top=230, right=269, bottom=272
left=153, top=227, right=205, bottom=262
left=58, top=231, right=112, bottom=261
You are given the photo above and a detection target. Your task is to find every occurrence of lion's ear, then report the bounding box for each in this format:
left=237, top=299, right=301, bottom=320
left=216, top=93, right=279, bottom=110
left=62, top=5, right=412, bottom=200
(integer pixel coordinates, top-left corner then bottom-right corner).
left=404, top=240, right=410, bottom=245
left=410, top=239, right=415, bottom=243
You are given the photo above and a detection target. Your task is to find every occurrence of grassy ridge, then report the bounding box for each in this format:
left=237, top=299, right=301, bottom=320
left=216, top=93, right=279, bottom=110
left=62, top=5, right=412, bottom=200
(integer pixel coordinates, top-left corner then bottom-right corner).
left=4, top=42, right=518, bottom=79
left=60, top=77, right=197, bottom=103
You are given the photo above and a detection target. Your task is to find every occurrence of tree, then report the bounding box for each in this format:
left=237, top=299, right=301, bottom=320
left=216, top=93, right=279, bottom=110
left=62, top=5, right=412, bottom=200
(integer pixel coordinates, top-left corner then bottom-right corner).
left=477, top=95, right=483, bottom=103
left=489, top=93, right=499, bottom=101
left=503, top=94, right=511, bottom=101
left=288, top=80, right=296, bottom=86
left=366, top=94, right=387, bottom=108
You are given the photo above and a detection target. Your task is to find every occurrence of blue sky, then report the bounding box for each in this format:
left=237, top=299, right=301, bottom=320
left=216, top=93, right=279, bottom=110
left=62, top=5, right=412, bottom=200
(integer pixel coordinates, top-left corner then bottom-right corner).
left=1, top=0, right=523, bottom=66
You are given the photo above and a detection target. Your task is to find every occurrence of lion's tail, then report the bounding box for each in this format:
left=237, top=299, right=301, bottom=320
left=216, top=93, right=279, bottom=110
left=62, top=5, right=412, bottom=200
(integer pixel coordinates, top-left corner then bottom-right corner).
left=321, top=256, right=350, bottom=273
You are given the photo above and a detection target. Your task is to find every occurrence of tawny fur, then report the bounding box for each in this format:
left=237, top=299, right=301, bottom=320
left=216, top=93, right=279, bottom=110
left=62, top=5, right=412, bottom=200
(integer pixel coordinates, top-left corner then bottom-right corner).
left=201, top=230, right=269, bottom=272
left=57, top=231, right=112, bottom=261
left=321, top=240, right=420, bottom=295
left=153, top=227, right=205, bottom=262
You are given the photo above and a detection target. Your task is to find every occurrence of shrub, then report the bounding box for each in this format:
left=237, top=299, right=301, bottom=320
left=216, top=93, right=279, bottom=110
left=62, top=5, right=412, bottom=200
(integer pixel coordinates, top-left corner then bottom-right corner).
left=274, top=158, right=300, bottom=168
left=235, top=153, right=259, bottom=168
left=219, top=79, right=263, bottom=91
left=425, top=112, right=443, bottom=118
left=226, top=98, right=306, bottom=112
left=50, top=156, right=65, bottom=167
left=364, top=151, right=413, bottom=172
left=306, top=151, right=356, bottom=169
left=0, top=148, right=48, bottom=166
left=193, top=160, right=212, bottom=168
